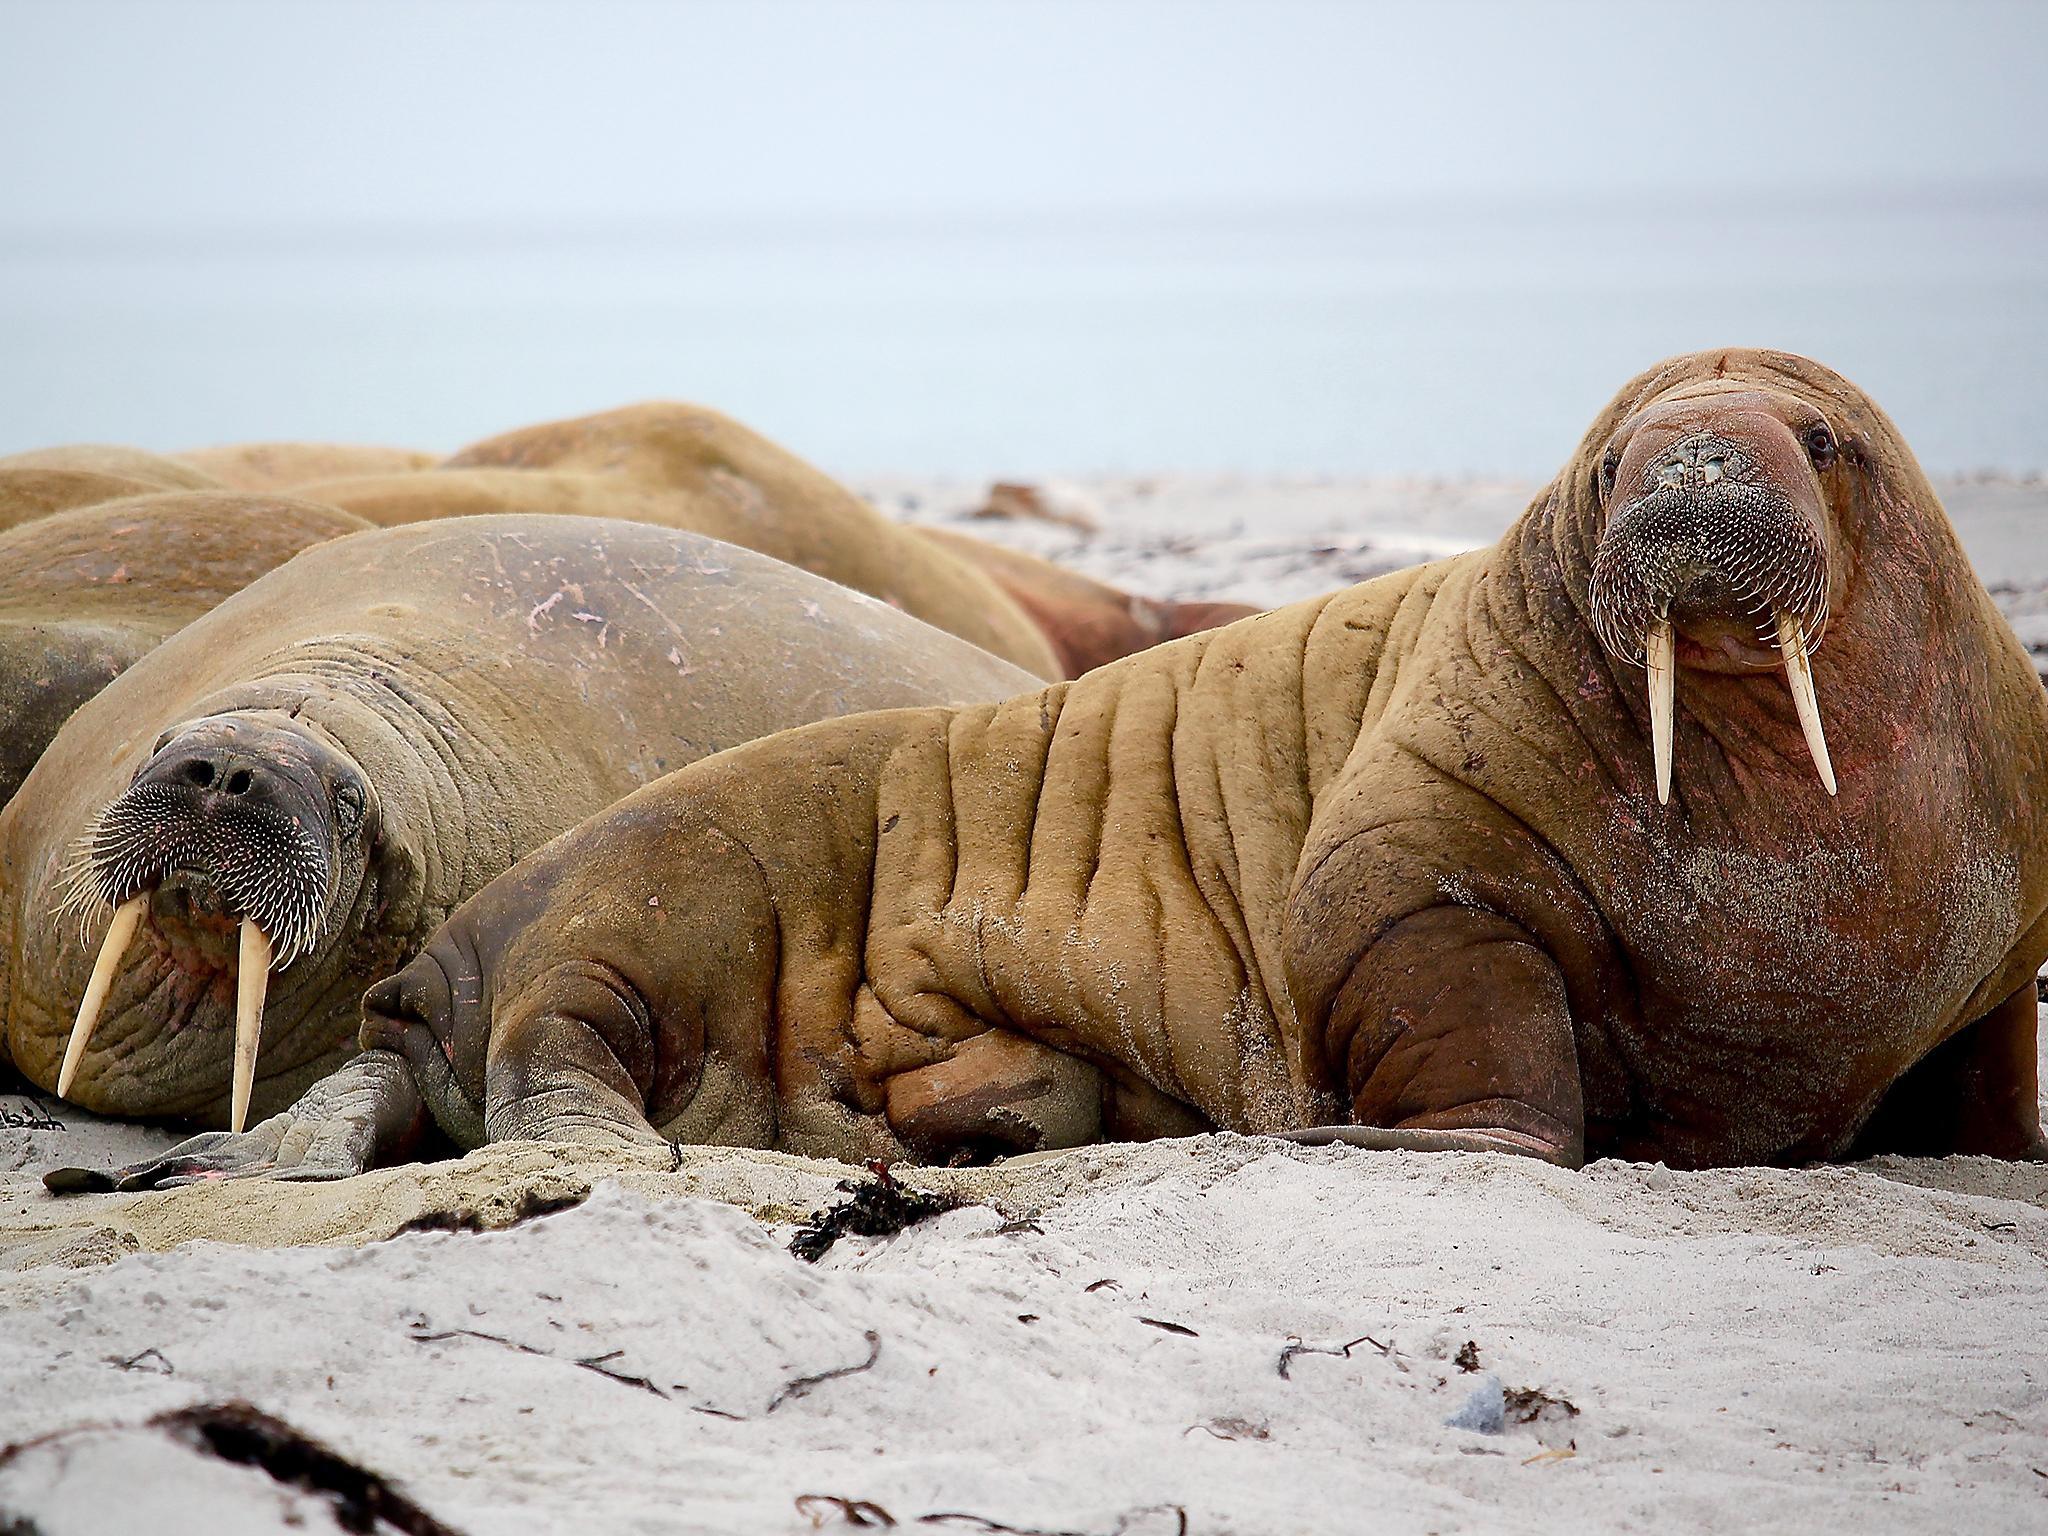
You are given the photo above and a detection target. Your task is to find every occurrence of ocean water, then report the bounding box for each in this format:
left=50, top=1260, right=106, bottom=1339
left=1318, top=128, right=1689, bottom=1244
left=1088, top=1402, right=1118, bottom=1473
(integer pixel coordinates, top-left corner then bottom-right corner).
left=3, top=190, right=2045, bottom=476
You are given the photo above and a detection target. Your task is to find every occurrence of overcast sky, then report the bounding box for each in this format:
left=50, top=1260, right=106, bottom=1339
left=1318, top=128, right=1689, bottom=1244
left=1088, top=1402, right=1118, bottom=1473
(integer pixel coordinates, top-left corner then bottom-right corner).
left=4, top=0, right=2044, bottom=233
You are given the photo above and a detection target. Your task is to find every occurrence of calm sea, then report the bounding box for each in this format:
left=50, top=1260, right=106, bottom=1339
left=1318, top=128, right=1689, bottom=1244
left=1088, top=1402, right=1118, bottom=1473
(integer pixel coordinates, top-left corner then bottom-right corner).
left=4, top=189, right=2044, bottom=476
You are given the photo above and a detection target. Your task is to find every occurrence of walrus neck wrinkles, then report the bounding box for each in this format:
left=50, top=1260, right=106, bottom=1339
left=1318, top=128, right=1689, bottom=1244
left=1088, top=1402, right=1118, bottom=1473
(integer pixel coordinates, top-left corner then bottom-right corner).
left=228, top=642, right=531, bottom=938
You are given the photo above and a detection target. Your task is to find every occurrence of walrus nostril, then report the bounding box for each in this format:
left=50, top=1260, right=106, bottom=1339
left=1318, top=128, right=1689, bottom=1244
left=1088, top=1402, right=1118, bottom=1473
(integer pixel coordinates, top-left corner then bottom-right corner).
left=223, top=768, right=254, bottom=796
left=183, top=760, right=216, bottom=789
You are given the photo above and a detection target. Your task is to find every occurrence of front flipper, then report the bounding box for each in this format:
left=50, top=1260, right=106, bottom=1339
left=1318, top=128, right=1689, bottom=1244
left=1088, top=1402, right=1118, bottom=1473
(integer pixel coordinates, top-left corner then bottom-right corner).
left=1295, top=905, right=1589, bottom=1169
left=43, top=1050, right=427, bottom=1194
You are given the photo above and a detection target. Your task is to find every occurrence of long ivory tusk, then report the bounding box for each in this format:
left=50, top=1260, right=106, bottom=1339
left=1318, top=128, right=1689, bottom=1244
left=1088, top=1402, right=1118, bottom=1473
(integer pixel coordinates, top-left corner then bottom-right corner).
left=1774, top=612, right=1838, bottom=796
left=231, top=918, right=275, bottom=1134
left=57, top=895, right=148, bottom=1098
left=1645, top=617, right=1676, bottom=804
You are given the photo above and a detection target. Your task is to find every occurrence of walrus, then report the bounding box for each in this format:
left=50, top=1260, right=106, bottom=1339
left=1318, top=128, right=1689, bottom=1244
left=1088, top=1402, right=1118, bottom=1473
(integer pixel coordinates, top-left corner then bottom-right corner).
left=174, top=441, right=438, bottom=491
left=292, top=403, right=1064, bottom=676
left=0, top=491, right=371, bottom=808
left=916, top=524, right=1261, bottom=677
left=0, top=446, right=222, bottom=533
left=68, top=348, right=2044, bottom=1191
left=6, top=516, right=1036, bottom=1139
left=294, top=403, right=1255, bottom=678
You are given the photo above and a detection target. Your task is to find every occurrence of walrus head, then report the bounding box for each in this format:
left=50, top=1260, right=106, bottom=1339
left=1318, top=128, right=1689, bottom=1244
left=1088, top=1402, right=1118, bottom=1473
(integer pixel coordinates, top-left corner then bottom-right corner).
left=1580, top=369, right=1854, bottom=803
left=56, top=710, right=381, bottom=1130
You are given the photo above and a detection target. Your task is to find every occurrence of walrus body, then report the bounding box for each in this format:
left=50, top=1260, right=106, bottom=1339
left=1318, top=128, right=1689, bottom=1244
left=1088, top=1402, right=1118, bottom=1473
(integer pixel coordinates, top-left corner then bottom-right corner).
left=8, top=516, right=1036, bottom=1131
left=78, top=349, right=2044, bottom=1191
left=297, top=403, right=1067, bottom=677
left=174, top=441, right=438, bottom=491
left=0, top=446, right=222, bottom=534
left=916, top=525, right=1261, bottom=677
left=0, top=492, right=371, bottom=808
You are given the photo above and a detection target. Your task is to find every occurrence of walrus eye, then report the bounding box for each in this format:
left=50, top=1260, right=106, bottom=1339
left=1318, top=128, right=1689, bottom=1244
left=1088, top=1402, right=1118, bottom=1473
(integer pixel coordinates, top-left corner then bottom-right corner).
left=334, top=782, right=367, bottom=837
left=1599, top=449, right=1620, bottom=497
left=1805, top=425, right=1837, bottom=467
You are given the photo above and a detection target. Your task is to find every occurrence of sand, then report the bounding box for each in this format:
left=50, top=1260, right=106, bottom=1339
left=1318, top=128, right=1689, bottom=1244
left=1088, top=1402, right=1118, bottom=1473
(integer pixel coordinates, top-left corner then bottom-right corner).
left=3, top=474, right=2046, bottom=1534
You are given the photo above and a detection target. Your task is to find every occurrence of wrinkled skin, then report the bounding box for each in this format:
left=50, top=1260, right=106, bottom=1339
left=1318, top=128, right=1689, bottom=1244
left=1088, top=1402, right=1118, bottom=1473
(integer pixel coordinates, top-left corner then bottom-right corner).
left=0, top=492, right=370, bottom=808
left=71, top=350, right=2048, bottom=1192
left=8, top=515, right=1036, bottom=1131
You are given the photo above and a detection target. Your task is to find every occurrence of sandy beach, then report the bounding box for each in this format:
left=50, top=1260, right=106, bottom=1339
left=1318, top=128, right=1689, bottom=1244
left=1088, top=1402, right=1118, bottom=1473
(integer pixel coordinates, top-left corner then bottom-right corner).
left=2, top=475, right=2046, bottom=1534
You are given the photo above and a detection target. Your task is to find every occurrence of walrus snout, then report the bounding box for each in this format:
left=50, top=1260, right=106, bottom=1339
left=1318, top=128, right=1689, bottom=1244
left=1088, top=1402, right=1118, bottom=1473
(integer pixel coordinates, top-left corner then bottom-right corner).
left=1586, top=393, right=1843, bottom=804
left=54, top=711, right=379, bottom=1130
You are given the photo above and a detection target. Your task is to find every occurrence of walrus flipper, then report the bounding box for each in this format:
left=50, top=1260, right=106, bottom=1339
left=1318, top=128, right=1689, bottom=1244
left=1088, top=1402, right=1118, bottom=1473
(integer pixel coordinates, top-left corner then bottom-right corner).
left=44, top=1050, right=427, bottom=1193
left=1292, top=903, right=1589, bottom=1168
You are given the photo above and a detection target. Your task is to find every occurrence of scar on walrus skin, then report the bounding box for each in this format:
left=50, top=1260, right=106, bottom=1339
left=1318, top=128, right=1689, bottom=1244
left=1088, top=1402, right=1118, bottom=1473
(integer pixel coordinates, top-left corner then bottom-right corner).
left=58, top=349, right=2048, bottom=1192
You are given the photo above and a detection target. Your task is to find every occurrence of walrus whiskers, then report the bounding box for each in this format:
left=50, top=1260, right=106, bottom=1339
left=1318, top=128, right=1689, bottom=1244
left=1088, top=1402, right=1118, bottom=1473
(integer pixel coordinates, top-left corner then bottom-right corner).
left=1645, top=615, right=1676, bottom=804
left=1775, top=611, right=1837, bottom=795
left=231, top=918, right=275, bottom=1135
left=56, top=894, right=147, bottom=1098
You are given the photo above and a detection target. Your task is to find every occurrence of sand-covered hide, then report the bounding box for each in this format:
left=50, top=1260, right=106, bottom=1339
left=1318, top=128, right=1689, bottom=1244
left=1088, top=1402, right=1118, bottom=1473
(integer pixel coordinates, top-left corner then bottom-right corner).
left=2, top=1041, right=2046, bottom=1534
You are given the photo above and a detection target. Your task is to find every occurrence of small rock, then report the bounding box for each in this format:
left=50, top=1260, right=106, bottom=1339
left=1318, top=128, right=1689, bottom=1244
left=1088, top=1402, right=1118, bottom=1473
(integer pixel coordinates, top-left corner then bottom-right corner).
left=1445, top=1372, right=1506, bottom=1435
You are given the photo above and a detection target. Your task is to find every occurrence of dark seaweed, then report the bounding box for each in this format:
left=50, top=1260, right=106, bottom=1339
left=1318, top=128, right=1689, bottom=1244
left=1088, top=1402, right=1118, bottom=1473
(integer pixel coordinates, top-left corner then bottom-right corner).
left=158, top=1401, right=464, bottom=1535
left=392, top=1188, right=586, bottom=1237
left=788, top=1162, right=962, bottom=1262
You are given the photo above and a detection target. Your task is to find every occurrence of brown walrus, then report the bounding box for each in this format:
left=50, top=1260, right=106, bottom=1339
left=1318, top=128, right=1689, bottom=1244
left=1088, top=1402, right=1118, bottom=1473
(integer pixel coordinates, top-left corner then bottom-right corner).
left=174, top=441, right=438, bottom=491
left=67, top=348, right=2044, bottom=1190
left=294, top=403, right=1255, bottom=679
left=7, top=516, right=1036, bottom=1139
left=296, top=403, right=1065, bottom=677
left=916, top=525, right=1261, bottom=677
left=0, top=492, right=370, bottom=808
left=0, top=446, right=223, bottom=534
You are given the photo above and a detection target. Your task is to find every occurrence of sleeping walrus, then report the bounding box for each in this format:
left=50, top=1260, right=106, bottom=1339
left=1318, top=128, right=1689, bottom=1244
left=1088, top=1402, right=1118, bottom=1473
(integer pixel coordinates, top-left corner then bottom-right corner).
left=0, top=446, right=222, bottom=533
left=174, top=441, right=439, bottom=491
left=7, top=516, right=1035, bottom=1139
left=292, top=402, right=1254, bottom=678
left=62, top=349, right=2047, bottom=1188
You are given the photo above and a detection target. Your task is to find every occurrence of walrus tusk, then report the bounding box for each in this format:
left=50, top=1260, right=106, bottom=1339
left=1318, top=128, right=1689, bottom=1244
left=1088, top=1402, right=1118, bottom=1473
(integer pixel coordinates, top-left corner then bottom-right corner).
left=56, top=894, right=148, bottom=1098
left=231, top=918, right=275, bottom=1134
left=1645, top=616, right=1676, bottom=804
left=1774, top=612, right=1837, bottom=796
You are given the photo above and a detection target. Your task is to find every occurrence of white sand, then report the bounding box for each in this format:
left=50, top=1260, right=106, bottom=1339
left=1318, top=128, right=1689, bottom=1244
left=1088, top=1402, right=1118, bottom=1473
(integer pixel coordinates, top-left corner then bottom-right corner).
left=3, top=475, right=2047, bottom=1533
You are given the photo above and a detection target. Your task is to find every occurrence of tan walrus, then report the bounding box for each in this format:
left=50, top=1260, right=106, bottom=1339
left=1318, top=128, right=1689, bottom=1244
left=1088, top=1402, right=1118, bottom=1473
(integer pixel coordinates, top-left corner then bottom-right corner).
left=296, top=404, right=1065, bottom=676
left=293, top=403, right=1253, bottom=678
left=7, top=516, right=1036, bottom=1139
left=175, top=441, right=439, bottom=491
left=64, top=348, right=2044, bottom=1189
left=0, top=446, right=223, bottom=534
left=0, top=492, right=371, bottom=808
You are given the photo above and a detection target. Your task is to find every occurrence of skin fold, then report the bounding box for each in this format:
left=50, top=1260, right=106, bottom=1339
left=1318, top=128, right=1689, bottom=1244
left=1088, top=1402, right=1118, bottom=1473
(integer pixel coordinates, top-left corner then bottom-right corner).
left=7, top=516, right=1037, bottom=1131
left=0, top=492, right=371, bottom=808
left=64, top=349, right=2048, bottom=1190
